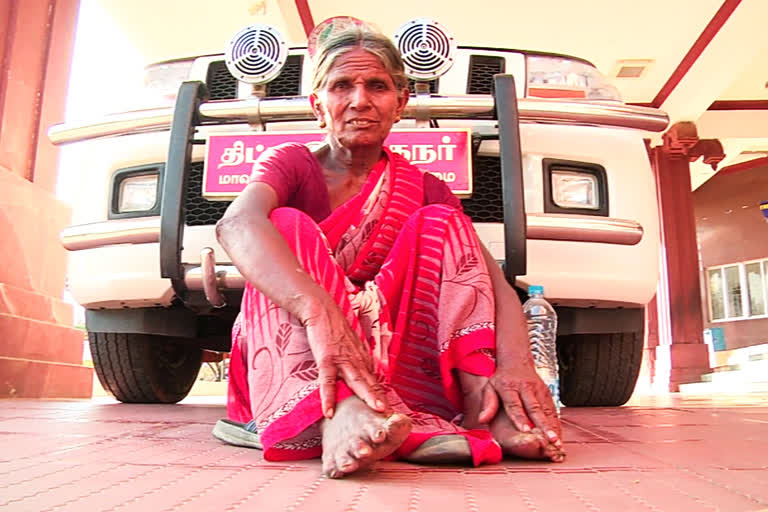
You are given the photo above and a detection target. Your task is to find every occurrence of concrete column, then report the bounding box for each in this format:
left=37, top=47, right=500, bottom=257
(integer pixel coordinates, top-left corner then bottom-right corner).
left=647, top=122, right=724, bottom=391
left=0, top=0, right=92, bottom=398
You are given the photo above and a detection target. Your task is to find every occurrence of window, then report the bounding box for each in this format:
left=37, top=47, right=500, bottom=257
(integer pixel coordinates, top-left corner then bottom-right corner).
left=707, top=258, right=768, bottom=321
left=708, top=269, right=725, bottom=320
left=724, top=265, right=742, bottom=318
left=746, top=262, right=765, bottom=316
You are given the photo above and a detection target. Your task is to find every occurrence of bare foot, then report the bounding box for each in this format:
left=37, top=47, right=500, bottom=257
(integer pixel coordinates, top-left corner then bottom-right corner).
left=489, top=412, right=565, bottom=462
left=458, top=371, right=564, bottom=463
left=321, top=396, right=411, bottom=478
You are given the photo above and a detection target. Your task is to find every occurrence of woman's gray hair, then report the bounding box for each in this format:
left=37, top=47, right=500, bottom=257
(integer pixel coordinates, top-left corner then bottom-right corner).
left=311, top=25, right=408, bottom=93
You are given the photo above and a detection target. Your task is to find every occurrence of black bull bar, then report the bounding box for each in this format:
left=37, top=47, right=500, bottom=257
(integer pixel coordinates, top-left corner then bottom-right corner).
left=159, top=75, right=526, bottom=302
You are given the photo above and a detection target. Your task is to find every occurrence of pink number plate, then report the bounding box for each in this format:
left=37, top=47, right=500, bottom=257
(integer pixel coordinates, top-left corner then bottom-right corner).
left=203, top=128, right=472, bottom=200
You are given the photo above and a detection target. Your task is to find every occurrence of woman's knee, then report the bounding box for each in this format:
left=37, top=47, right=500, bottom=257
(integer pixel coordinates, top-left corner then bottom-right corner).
left=407, top=204, right=468, bottom=230
left=269, top=207, right=323, bottom=239
left=268, top=208, right=332, bottom=265
left=269, top=207, right=315, bottom=227
left=414, top=204, right=458, bottom=219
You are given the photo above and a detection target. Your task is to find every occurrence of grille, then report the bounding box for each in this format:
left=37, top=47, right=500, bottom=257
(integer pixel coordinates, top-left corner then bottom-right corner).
left=183, top=157, right=503, bottom=226
left=461, top=156, right=503, bottom=222
left=205, top=55, right=304, bottom=100
left=408, top=79, right=439, bottom=94
left=206, top=61, right=238, bottom=100
left=185, top=162, right=231, bottom=226
left=266, top=55, right=303, bottom=96
left=467, top=55, right=505, bottom=95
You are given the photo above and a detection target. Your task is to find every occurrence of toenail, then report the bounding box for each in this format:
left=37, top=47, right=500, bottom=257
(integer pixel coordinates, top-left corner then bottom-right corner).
left=357, top=446, right=371, bottom=456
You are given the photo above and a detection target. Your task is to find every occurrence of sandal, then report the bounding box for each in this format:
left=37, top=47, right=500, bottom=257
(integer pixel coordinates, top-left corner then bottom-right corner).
left=404, top=434, right=472, bottom=464
left=212, top=419, right=263, bottom=449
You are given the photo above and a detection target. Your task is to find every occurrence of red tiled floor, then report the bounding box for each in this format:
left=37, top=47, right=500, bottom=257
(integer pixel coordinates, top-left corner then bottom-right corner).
left=1, top=393, right=767, bottom=511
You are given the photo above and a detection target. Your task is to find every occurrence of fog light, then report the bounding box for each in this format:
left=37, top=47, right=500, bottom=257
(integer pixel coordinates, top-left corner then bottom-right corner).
left=118, top=174, right=158, bottom=212
left=551, top=170, right=599, bottom=209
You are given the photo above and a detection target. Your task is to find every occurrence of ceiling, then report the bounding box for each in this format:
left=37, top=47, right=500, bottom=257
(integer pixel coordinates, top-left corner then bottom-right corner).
left=90, top=0, right=768, bottom=189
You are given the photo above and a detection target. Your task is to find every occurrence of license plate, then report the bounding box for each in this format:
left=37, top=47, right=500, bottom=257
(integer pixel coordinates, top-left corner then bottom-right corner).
left=203, top=128, right=472, bottom=200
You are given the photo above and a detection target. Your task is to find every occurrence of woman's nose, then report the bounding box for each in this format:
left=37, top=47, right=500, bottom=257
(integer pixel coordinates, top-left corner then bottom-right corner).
left=349, top=84, right=371, bottom=108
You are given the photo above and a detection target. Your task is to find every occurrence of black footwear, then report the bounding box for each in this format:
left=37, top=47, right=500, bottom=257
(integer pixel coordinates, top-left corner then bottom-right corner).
left=212, top=419, right=263, bottom=449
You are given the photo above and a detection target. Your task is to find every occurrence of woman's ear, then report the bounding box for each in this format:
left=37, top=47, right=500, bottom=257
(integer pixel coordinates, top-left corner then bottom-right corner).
left=309, top=93, right=327, bottom=128
left=395, top=87, right=409, bottom=120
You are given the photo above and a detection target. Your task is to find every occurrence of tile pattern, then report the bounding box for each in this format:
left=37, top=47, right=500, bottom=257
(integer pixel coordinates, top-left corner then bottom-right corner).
left=1, top=394, right=767, bottom=511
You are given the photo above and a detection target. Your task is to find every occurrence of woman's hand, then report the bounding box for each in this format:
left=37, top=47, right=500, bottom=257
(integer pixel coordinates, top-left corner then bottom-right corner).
left=478, top=362, right=562, bottom=446
left=301, top=297, right=389, bottom=419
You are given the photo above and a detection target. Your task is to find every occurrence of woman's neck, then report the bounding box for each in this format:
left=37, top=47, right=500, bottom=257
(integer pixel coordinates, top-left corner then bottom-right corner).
left=321, top=138, right=383, bottom=177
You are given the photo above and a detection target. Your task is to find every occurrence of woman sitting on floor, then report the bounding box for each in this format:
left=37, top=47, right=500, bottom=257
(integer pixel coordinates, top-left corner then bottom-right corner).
left=214, top=20, right=564, bottom=478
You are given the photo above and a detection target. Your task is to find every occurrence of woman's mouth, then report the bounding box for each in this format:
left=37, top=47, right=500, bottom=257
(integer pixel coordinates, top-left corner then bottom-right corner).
left=348, top=119, right=377, bottom=128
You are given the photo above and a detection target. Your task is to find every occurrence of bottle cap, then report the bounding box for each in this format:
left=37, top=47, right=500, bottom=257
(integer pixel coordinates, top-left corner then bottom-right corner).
left=528, top=285, right=544, bottom=295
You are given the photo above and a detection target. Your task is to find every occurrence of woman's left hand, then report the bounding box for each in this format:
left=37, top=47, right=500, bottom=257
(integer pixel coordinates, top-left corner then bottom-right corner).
left=476, top=361, right=562, bottom=446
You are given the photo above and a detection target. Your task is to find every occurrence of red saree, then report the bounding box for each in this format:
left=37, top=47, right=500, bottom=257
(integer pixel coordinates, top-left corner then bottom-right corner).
left=227, top=147, right=502, bottom=465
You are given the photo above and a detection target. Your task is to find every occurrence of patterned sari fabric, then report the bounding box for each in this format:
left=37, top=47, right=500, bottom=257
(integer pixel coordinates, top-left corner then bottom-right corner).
left=227, top=148, right=502, bottom=465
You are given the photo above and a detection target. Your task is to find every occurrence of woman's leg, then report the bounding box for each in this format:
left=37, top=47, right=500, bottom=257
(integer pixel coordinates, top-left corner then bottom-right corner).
left=375, top=205, right=558, bottom=461
left=231, top=208, right=410, bottom=476
left=375, top=205, right=496, bottom=416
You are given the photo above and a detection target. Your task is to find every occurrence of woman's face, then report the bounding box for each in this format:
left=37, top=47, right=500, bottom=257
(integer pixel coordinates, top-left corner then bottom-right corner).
left=310, top=48, right=408, bottom=151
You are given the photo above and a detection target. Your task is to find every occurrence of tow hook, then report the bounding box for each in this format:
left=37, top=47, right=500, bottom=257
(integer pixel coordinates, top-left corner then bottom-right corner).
left=201, top=247, right=227, bottom=308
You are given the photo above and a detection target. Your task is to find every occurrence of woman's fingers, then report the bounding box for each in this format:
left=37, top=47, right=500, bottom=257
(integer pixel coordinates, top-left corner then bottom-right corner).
left=518, top=386, right=561, bottom=445
left=490, top=369, right=562, bottom=446
left=317, top=357, right=338, bottom=418
left=477, top=384, right=500, bottom=424
left=496, top=387, right=533, bottom=433
left=339, top=362, right=388, bottom=413
left=305, top=306, right=388, bottom=415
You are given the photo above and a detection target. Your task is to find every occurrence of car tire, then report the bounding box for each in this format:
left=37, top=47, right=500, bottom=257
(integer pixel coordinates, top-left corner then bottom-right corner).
left=89, top=332, right=203, bottom=404
left=557, top=331, right=643, bottom=407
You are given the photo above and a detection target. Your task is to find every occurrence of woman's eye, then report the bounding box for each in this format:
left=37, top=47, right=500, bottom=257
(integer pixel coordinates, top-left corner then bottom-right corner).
left=332, top=81, right=350, bottom=90
left=370, top=81, right=388, bottom=91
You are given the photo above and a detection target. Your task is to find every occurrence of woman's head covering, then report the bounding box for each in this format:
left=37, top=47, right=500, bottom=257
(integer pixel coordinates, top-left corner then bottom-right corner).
left=309, top=17, right=408, bottom=93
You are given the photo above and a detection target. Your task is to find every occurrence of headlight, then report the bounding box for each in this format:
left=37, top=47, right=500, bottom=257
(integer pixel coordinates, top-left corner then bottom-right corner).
left=117, top=174, right=159, bottom=213
left=527, top=55, right=621, bottom=101
left=141, top=60, right=195, bottom=108
left=551, top=170, right=599, bottom=209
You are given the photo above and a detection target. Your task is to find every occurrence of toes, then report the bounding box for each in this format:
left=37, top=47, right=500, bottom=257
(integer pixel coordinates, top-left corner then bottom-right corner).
left=384, top=413, right=412, bottom=439
left=363, top=421, right=387, bottom=444
left=336, top=452, right=360, bottom=475
left=322, top=453, right=340, bottom=478
left=542, top=442, right=565, bottom=462
left=351, top=438, right=373, bottom=459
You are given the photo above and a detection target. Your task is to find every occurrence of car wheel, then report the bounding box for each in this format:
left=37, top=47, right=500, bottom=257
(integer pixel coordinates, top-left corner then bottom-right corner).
left=89, top=332, right=202, bottom=403
left=557, top=331, right=643, bottom=406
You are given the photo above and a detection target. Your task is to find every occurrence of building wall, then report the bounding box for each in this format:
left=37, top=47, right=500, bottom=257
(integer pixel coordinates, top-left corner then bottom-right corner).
left=694, top=163, right=768, bottom=351
left=0, top=0, right=93, bottom=398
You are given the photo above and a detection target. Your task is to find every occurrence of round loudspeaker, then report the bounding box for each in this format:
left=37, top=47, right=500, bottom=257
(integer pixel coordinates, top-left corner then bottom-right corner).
left=394, top=18, right=456, bottom=80
left=225, top=25, right=288, bottom=84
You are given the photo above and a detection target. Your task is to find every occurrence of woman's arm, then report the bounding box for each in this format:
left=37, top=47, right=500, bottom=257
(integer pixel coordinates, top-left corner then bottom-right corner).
left=478, top=242, right=562, bottom=444
left=216, top=182, right=387, bottom=418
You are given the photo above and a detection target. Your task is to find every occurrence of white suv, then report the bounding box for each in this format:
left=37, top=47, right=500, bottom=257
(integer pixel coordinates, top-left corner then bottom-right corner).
left=52, top=19, right=667, bottom=405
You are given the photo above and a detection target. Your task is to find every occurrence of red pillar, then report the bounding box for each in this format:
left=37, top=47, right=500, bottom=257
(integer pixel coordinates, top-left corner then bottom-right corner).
left=0, top=0, right=93, bottom=398
left=648, top=122, right=723, bottom=391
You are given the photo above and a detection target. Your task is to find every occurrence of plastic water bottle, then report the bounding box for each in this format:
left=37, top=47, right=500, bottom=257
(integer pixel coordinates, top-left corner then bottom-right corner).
left=522, top=285, right=561, bottom=414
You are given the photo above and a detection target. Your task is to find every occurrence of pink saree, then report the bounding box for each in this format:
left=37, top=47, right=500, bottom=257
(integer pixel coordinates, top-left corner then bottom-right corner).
left=227, top=148, right=502, bottom=465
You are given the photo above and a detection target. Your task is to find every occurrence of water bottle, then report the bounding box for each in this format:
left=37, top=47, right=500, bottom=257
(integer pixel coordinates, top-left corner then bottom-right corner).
left=522, top=285, right=561, bottom=414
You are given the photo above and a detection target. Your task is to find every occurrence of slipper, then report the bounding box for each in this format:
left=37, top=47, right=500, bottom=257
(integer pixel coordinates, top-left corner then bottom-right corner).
left=212, top=419, right=263, bottom=449
left=404, top=434, right=472, bottom=464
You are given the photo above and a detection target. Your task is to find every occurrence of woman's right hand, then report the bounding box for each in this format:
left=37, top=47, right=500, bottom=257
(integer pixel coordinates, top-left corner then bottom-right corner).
left=301, top=297, right=389, bottom=419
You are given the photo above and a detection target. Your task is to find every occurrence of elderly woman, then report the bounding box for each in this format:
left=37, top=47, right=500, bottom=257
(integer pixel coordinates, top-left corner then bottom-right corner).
left=215, top=23, right=564, bottom=478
